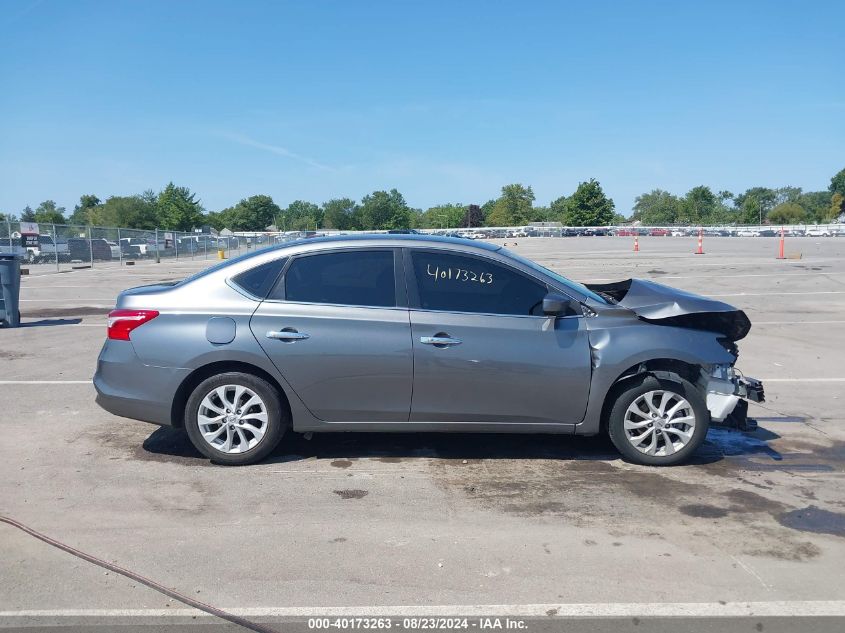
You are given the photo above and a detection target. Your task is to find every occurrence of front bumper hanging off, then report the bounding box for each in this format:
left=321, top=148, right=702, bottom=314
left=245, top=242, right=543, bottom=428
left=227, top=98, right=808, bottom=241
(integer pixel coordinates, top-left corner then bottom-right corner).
left=702, top=371, right=765, bottom=432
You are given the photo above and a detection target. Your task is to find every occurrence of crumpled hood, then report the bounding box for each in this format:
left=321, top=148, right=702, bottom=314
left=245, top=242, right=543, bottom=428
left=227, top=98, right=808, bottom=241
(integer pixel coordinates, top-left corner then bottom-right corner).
left=586, top=278, right=751, bottom=341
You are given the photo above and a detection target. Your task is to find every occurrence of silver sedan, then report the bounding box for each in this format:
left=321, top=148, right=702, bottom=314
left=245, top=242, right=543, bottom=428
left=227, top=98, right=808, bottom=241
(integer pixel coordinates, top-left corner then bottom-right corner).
left=94, top=234, right=763, bottom=466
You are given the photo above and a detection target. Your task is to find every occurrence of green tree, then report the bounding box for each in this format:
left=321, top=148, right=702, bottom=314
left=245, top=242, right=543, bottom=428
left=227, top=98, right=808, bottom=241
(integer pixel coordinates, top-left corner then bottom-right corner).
left=322, top=198, right=360, bottom=230
left=549, top=195, right=569, bottom=223
left=156, top=183, right=204, bottom=230
left=67, top=194, right=101, bottom=225
left=828, top=193, right=845, bottom=221
left=734, top=187, right=777, bottom=224
left=830, top=167, right=845, bottom=197
left=359, top=189, right=411, bottom=230
left=419, top=203, right=465, bottom=229
left=632, top=189, right=681, bottom=225
left=462, top=204, right=483, bottom=228
left=798, top=191, right=833, bottom=223
left=93, top=195, right=159, bottom=229
left=768, top=202, right=807, bottom=224
left=216, top=195, right=281, bottom=231
left=20, top=206, right=35, bottom=222
left=775, top=186, right=802, bottom=205
left=34, top=200, right=66, bottom=224
left=528, top=205, right=555, bottom=222
left=563, top=179, right=615, bottom=226
left=679, top=186, right=718, bottom=224
left=281, top=200, right=323, bottom=231
left=486, top=184, right=534, bottom=226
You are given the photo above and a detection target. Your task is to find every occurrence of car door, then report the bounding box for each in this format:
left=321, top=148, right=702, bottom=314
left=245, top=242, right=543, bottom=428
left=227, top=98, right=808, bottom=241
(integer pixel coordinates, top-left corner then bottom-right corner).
left=406, top=248, right=592, bottom=425
left=250, top=247, right=413, bottom=423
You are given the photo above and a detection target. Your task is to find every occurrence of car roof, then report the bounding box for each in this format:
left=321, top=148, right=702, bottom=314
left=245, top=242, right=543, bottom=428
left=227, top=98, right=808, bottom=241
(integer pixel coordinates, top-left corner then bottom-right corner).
left=280, top=233, right=502, bottom=252
left=176, top=233, right=503, bottom=288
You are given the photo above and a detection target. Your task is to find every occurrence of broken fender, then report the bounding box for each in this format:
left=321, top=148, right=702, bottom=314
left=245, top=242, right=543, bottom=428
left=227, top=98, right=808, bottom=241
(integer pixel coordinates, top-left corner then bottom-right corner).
left=586, top=279, right=751, bottom=341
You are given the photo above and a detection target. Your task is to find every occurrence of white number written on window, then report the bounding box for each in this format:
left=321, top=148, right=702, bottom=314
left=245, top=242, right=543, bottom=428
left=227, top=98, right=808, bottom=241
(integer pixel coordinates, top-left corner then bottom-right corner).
left=426, top=264, right=493, bottom=284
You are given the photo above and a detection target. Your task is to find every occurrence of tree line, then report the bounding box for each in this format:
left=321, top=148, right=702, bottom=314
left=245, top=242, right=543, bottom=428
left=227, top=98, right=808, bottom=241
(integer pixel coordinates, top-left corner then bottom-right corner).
left=2, top=168, right=843, bottom=232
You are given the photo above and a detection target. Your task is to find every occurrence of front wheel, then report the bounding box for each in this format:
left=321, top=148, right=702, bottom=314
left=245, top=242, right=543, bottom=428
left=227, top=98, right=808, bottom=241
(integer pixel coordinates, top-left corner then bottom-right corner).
left=184, top=372, right=287, bottom=465
left=607, top=375, right=709, bottom=466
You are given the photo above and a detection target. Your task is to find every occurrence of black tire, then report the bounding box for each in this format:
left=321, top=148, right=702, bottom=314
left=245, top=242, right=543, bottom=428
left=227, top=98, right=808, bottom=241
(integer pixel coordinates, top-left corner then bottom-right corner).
left=607, top=374, right=709, bottom=466
left=184, top=372, right=287, bottom=465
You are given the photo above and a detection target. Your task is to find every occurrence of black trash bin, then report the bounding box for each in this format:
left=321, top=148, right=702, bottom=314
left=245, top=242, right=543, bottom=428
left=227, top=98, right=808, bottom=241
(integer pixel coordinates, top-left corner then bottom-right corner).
left=0, top=251, right=22, bottom=327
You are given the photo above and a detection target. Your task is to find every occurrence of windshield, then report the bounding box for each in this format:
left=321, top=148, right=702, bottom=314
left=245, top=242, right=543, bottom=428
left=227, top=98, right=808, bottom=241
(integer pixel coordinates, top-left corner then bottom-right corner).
left=501, top=248, right=608, bottom=304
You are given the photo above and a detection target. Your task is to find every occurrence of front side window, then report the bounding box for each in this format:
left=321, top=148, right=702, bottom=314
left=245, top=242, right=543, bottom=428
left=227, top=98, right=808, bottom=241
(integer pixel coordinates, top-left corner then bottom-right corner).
left=283, top=250, right=396, bottom=307
left=410, top=250, right=548, bottom=316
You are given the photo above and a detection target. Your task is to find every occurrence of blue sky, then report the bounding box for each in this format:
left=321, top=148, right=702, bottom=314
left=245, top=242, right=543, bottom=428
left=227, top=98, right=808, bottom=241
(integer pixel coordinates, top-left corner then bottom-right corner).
left=1, top=0, right=843, bottom=216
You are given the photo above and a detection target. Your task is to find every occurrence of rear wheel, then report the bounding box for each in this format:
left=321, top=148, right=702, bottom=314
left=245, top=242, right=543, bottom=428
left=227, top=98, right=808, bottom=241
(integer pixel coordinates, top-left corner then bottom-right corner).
left=184, top=372, right=287, bottom=465
left=607, top=375, right=708, bottom=466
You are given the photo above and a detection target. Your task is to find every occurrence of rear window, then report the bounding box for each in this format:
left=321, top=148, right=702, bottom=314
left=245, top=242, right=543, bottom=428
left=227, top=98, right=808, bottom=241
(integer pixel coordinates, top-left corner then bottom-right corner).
left=231, top=257, right=288, bottom=298
left=281, top=250, right=396, bottom=307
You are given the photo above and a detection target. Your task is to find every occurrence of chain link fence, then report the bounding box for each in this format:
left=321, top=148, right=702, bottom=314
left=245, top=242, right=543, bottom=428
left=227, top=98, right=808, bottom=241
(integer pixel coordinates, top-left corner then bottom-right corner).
left=0, top=220, right=299, bottom=274
left=2, top=219, right=843, bottom=275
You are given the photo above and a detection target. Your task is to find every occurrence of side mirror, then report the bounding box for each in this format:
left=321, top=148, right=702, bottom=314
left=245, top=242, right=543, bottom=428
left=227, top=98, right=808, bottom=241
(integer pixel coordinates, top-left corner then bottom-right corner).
left=543, top=292, right=581, bottom=317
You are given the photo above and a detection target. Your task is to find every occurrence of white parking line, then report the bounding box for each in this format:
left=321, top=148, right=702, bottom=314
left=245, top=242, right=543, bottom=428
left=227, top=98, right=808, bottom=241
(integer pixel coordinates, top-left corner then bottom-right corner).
left=19, top=299, right=113, bottom=302
left=711, top=291, right=845, bottom=297
left=760, top=378, right=845, bottom=382
left=755, top=320, right=845, bottom=324
left=0, top=380, right=92, bottom=384
left=3, top=601, right=845, bottom=617
left=582, top=271, right=844, bottom=282
left=2, top=378, right=844, bottom=385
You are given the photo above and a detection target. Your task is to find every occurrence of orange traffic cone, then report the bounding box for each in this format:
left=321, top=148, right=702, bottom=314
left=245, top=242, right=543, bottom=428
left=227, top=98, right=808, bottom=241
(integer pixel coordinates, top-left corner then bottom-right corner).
left=694, top=228, right=704, bottom=255
left=777, top=227, right=785, bottom=259
left=633, top=235, right=639, bottom=252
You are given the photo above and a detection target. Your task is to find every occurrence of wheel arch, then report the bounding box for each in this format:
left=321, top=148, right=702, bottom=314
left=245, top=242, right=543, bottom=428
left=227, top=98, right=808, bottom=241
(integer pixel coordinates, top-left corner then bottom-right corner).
left=598, top=357, right=702, bottom=432
left=170, top=360, right=292, bottom=428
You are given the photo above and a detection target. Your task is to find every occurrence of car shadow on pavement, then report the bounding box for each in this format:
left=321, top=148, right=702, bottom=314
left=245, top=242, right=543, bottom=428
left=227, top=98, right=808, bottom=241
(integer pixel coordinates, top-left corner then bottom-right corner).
left=139, top=420, right=783, bottom=467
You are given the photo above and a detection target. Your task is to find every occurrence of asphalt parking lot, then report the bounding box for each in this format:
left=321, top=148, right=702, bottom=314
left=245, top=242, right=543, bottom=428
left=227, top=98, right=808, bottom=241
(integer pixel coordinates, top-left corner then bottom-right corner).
left=2, top=235, right=845, bottom=631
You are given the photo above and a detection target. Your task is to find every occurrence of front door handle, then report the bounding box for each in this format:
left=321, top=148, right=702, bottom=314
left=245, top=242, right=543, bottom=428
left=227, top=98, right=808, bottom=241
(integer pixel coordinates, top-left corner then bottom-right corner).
left=420, top=335, right=462, bottom=347
left=266, top=329, right=310, bottom=341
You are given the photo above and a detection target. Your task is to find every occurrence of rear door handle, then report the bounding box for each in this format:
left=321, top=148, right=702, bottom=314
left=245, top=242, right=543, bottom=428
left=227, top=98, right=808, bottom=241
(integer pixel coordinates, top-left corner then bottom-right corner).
left=420, top=336, right=462, bottom=347
left=266, top=330, right=310, bottom=341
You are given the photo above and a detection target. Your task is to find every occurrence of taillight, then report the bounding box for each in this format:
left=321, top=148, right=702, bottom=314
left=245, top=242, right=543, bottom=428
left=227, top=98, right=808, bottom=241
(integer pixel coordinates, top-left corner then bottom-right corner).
left=107, top=309, right=159, bottom=341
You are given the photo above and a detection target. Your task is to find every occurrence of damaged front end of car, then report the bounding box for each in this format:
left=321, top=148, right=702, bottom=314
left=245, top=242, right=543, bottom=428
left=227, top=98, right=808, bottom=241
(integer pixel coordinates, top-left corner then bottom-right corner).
left=698, top=363, right=765, bottom=431
left=587, top=278, right=766, bottom=430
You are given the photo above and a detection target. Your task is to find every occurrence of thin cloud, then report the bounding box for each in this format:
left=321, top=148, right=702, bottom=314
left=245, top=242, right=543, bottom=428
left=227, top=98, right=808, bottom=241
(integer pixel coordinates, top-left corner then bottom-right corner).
left=219, top=132, right=334, bottom=171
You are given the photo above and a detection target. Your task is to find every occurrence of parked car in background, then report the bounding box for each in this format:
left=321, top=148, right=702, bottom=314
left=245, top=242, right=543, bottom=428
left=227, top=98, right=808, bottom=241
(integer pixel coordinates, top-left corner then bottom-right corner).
left=22, top=234, right=69, bottom=263
left=217, top=237, right=241, bottom=249
left=758, top=229, right=778, bottom=237
left=120, top=237, right=150, bottom=256
left=67, top=238, right=113, bottom=262
left=805, top=227, right=831, bottom=237
left=94, top=234, right=763, bottom=467
left=736, top=229, right=760, bottom=237
left=670, top=229, right=685, bottom=237
left=106, top=241, right=121, bottom=259
left=649, top=228, right=670, bottom=237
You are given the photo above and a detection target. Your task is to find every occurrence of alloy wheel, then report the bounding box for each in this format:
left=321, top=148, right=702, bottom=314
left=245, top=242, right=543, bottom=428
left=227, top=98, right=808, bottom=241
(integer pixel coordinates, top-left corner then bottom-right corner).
left=197, top=385, right=268, bottom=454
left=623, top=389, right=696, bottom=457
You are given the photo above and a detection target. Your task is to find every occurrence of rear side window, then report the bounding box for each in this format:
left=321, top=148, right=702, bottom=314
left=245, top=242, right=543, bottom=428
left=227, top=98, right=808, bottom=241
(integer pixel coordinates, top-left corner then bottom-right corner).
left=410, top=250, right=548, bottom=316
left=231, top=257, right=288, bottom=299
left=283, top=250, right=396, bottom=307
